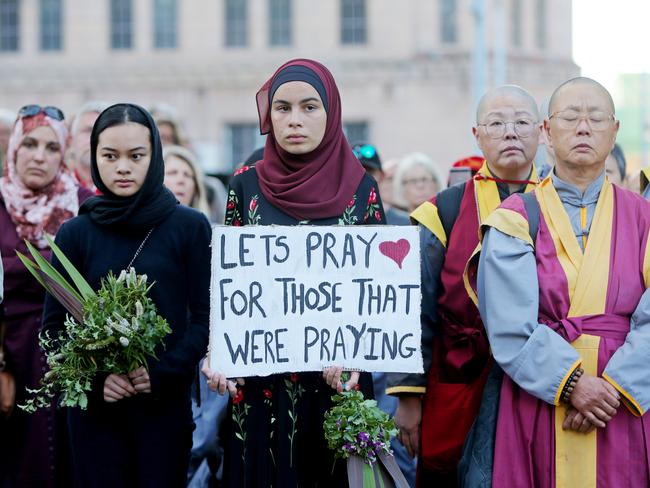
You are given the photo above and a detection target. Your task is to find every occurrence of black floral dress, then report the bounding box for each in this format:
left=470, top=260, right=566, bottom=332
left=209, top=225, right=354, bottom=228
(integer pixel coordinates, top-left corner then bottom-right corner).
left=221, top=165, right=386, bottom=488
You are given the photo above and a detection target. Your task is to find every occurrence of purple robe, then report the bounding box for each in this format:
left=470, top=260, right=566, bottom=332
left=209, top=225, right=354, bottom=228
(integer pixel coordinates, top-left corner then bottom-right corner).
left=0, top=188, right=92, bottom=487
left=477, top=180, right=650, bottom=487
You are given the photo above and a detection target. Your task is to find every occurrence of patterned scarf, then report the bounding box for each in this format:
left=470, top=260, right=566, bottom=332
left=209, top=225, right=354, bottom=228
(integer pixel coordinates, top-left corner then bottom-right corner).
left=0, top=113, right=79, bottom=249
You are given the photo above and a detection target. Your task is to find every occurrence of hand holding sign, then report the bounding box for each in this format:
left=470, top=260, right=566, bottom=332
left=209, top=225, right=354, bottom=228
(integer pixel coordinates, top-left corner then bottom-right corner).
left=201, top=357, right=244, bottom=397
left=322, top=366, right=360, bottom=393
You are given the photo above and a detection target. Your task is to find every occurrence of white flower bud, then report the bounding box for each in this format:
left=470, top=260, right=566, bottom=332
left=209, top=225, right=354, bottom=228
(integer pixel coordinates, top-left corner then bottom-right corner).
left=135, top=301, right=144, bottom=318
left=110, top=316, right=132, bottom=336
left=119, top=336, right=129, bottom=347
left=117, top=270, right=127, bottom=283
left=127, top=267, right=136, bottom=286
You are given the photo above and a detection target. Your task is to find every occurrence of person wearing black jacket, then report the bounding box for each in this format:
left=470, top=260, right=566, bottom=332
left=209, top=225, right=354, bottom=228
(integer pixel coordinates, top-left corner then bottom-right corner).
left=42, top=103, right=211, bottom=488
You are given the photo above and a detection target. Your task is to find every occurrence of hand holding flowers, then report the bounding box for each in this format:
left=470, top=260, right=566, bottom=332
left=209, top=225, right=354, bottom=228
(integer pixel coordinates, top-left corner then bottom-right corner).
left=17, top=236, right=171, bottom=412
left=128, top=366, right=151, bottom=394
left=103, top=374, right=136, bottom=402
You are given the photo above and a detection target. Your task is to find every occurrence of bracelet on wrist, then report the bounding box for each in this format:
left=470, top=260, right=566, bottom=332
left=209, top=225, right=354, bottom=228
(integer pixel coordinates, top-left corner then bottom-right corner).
left=561, top=366, right=584, bottom=404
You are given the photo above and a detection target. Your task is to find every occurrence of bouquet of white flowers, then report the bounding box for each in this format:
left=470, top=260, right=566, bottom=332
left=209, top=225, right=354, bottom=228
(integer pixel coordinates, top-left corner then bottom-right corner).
left=17, top=236, right=171, bottom=412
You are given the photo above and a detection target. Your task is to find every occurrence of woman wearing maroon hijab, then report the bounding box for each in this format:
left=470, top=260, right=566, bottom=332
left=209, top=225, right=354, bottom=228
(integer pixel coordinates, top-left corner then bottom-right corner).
left=204, top=59, right=386, bottom=486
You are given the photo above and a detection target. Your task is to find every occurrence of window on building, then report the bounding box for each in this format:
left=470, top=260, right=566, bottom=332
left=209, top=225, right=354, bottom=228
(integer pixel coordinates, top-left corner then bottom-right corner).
left=440, top=0, right=457, bottom=44
left=154, top=0, right=176, bottom=48
left=269, top=0, right=291, bottom=46
left=225, top=0, right=247, bottom=47
left=340, top=0, right=366, bottom=45
left=536, top=0, right=546, bottom=49
left=0, top=0, right=19, bottom=52
left=40, top=0, right=62, bottom=51
left=343, top=122, right=369, bottom=144
left=111, top=0, right=132, bottom=49
left=226, top=123, right=265, bottom=168
left=511, top=0, right=522, bottom=47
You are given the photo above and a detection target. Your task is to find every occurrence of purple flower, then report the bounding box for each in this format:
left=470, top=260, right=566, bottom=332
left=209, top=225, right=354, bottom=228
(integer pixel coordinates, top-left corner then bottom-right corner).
left=343, top=443, right=353, bottom=452
left=336, top=419, right=341, bottom=428
left=358, top=432, right=369, bottom=442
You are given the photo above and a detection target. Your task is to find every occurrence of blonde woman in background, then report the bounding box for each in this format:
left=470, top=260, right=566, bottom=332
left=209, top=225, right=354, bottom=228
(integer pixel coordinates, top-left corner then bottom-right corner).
left=393, top=152, right=445, bottom=212
left=163, top=145, right=211, bottom=217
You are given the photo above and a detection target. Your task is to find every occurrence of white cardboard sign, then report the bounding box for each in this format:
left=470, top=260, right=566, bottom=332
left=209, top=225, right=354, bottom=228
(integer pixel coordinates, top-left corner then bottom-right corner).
left=209, top=225, right=422, bottom=377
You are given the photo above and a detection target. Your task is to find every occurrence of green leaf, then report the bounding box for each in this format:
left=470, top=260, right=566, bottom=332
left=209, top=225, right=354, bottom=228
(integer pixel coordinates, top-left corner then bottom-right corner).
left=23, top=240, right=83, bottom=302
left=16, top=252, right=48, bottom=289
left=45, top=234, right=96, bottom=300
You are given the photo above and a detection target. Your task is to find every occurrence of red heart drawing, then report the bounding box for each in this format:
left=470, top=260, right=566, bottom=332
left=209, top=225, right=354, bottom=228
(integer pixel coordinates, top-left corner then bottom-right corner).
left=379, top=239, right=411, bottom=269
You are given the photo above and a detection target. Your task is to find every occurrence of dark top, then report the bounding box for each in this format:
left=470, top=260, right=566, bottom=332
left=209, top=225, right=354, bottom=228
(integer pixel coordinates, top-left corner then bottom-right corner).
left=221, top=166, right=386, bottom=488
left=41, top=204, right=212, bottom=400
left=226, top=166, right=385, bottom=226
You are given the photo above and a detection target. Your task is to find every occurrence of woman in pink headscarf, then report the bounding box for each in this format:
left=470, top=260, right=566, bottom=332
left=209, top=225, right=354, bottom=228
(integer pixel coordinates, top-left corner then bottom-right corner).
left=0, top=105, right=93, bottom=488
left=202, top=59, right=386, bottom=487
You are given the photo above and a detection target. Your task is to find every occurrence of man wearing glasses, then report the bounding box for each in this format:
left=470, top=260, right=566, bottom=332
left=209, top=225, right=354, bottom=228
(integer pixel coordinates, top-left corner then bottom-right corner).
left=387, top=85, right=540, bottom=486
left=472, top=77, right=650, bottom=486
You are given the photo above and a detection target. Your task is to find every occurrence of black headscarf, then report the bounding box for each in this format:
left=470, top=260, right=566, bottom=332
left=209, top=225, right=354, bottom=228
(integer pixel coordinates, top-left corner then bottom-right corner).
left=80, top=103, right=178, bottom=230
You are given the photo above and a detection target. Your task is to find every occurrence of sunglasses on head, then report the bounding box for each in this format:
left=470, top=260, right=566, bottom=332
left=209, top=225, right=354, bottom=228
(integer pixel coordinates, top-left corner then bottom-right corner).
left=18, top=105, right=65, bottom=121
left=352, top=144, right=376, bottom=160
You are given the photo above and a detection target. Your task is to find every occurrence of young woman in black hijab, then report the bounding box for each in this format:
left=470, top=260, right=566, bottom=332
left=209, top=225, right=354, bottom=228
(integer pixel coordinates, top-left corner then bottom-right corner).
left=42, top=103, right=212, bottom=488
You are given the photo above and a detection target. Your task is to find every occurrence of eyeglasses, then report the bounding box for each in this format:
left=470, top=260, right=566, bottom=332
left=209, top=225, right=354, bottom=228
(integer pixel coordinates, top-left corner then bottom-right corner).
left=18, top=105, right=65, bottom=121
left=477, top=119, right=537, bottom=139
left=403, top=176, right=435, bottom=187
left=352, top=144, right=377, bottom=160
left=548, top=110, right=615, bottom=131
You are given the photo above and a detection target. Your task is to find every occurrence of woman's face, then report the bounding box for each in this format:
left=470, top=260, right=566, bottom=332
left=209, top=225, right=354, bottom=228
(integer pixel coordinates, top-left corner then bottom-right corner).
left=158, top=121, right=178, bottom=146
left=96, top=122, right=152, bottom=197
left=15, top=125, right=63, bottom=190
left=270, top=81, right=327, bottom=155
left=164, top=154, right=196, bottom=206
left=605, top=153, right=623, bottom=186
left=402, top=164, right=439, bottom=211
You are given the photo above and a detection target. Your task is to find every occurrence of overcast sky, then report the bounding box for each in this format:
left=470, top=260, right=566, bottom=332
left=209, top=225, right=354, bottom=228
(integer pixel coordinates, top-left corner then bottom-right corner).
left=573, top=0, right=647, bottom=98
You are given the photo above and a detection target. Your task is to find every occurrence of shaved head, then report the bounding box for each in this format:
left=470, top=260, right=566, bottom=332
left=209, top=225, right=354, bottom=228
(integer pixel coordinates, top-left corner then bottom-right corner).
left=476, top=85, right=539, bottom=124
left=472, top=84, right=540, bottom=183
left=548, top=77, right=615, bottom=116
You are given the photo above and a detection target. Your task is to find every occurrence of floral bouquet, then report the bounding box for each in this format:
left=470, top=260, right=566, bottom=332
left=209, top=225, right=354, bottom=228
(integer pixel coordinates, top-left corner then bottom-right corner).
left=17, top=235, right=171, bottom=412
left=324, top=390, right=409, bottom=488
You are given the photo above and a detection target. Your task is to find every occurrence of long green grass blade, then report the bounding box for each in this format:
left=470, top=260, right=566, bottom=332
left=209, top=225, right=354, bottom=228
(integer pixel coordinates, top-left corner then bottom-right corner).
left=23, top=240, right=83, bottom=303
left=44, top=234, right=95, bottom=300
left=39, top=271, right=84, bottom=322
left=16, top=252, right=48, bottom=289
left=17, top=251, right=84, bottom=321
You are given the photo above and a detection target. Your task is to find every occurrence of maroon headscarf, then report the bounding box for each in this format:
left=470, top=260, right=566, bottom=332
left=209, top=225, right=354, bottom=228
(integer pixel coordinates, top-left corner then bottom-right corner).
left=255, top=59, right=365, bottom=220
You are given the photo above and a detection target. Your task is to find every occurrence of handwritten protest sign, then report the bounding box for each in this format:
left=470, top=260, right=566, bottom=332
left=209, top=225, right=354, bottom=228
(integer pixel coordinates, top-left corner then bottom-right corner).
left=209, top=225, right=422, bottom=377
